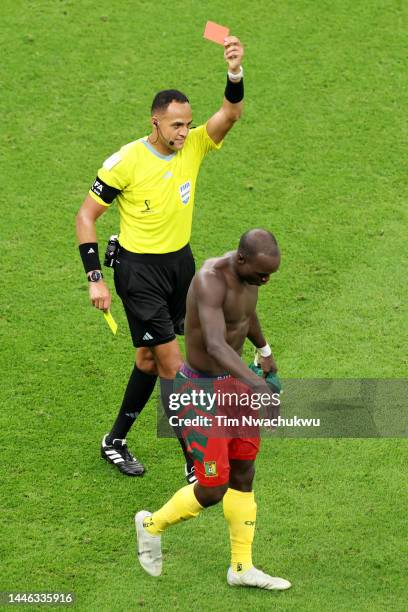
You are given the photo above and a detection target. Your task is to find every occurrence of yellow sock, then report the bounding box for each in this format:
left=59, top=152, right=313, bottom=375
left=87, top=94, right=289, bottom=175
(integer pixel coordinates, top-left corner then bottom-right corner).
left=144, top=484, right=203, bottom=535
left=223, top=488, right=257, bottom=573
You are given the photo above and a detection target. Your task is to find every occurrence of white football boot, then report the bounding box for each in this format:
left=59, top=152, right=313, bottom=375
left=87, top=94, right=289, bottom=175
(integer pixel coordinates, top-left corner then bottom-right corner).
left=227, top=566, right=292, bottom=590
left=135, top=511, right=162, bottom=577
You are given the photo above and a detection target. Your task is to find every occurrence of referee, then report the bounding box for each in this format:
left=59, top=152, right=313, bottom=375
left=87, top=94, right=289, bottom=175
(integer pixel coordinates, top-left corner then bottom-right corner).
left=76, top=36, right=244, bottom=480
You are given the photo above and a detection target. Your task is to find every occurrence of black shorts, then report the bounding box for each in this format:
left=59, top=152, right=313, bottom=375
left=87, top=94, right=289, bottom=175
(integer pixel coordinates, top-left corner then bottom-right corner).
left=114, top=243, right=195, bottom=348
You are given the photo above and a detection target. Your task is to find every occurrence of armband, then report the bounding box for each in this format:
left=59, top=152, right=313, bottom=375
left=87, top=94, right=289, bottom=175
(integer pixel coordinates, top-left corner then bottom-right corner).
left=90, top=176, right=120, bottom=204
left=224, top=76, right=244, bottom=104
left=257, top=344, right=272, bottom=358
left=79, top=242, right=101, bottom=274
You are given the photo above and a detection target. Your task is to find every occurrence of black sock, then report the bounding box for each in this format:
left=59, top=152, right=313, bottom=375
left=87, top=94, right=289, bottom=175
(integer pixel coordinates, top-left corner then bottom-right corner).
left=160, top=378, right=194, bottom=467
left=107, top=366, right=157, bottom=443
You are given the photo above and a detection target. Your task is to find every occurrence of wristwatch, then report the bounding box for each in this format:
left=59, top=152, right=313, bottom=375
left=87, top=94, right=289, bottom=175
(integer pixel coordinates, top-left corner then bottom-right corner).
left=87, top=270, right=104, bottom=282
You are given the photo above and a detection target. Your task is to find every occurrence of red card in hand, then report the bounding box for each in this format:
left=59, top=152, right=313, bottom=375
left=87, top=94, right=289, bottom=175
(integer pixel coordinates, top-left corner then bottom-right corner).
left=203, top=21, right=230, bottom=45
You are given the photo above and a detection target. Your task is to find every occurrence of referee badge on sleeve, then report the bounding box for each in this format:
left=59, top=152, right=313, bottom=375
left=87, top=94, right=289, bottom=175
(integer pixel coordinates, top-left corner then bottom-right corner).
left=179, top=180, right=191, bottom=205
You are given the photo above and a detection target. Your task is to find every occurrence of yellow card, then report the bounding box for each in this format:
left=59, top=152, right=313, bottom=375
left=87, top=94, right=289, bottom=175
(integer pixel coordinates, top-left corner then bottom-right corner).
left=103, top=309, right=118, bottom=335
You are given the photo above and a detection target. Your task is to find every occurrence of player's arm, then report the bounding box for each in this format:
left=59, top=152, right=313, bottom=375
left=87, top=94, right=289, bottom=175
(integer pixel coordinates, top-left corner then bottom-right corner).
left=76, top=194, right=111, bottom=311
left=247, top=311, right=278, bottom=374
left=195, top=272, right=268, bottom=389
left=206, top=36, right=244, bottom=144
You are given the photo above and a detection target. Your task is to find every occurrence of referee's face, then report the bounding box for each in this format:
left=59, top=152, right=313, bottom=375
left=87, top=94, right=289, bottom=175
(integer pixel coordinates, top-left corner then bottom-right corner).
left=157, top=102, right=193, bottom=151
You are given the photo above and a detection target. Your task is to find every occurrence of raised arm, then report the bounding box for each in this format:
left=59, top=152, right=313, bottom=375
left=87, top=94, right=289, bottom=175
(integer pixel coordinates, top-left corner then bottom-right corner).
left=206, top=36, right=244, bottom=144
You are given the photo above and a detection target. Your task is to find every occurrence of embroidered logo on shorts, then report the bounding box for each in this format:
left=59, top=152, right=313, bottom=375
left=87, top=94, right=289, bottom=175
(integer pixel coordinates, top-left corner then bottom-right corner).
left=204, top=461, right=218, bottom=477
left=179, top=180, right=191, bottom=205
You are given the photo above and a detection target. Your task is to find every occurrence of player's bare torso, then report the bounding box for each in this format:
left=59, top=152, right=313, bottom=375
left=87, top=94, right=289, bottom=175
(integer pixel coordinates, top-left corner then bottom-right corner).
left=185, top=253, right=258, bottom=375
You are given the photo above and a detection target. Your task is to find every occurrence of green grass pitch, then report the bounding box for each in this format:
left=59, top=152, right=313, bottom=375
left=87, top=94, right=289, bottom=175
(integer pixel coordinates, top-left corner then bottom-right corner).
left=1, top=1, right=407, bottom=610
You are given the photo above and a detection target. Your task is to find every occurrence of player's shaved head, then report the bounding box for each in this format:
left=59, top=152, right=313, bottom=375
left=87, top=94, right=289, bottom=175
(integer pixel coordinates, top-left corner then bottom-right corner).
left=151, top=89, right=190, bottom=114
left=238, top=229, right=279, bottom=260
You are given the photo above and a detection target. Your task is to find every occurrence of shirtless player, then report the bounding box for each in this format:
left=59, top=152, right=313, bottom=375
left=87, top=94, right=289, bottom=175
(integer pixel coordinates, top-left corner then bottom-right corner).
left=135, top=229, right=291, bottom=591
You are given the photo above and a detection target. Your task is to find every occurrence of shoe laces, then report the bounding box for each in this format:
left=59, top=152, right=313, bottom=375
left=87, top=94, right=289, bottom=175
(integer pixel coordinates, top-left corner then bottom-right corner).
left=112, top=438, right=135, bottom=462
left=121, top=444, right=135, bottom=462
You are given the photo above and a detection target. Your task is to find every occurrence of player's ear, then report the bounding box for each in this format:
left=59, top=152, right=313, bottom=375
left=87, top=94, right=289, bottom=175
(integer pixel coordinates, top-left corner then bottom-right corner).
left=237, top=252, right=246, bottom=264
left=151, top=116, right=159, bottom=127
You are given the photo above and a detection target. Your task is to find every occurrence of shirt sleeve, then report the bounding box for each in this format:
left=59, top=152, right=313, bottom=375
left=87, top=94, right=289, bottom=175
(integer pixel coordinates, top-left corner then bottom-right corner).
left=88, top=147, right=131, bottom=207
left=186, top=124, right=223, bottom=161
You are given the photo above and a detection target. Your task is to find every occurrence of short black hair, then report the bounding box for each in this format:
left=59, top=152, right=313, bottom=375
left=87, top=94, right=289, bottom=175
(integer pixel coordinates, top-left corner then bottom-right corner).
left=238, top=229, right=279, bottom=259
left=151, top=89, right=190, bottom=114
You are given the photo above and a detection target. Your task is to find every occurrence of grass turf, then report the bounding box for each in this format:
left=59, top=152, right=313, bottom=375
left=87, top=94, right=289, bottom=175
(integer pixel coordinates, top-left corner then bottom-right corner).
left=1, top=1, right=407, bottom=610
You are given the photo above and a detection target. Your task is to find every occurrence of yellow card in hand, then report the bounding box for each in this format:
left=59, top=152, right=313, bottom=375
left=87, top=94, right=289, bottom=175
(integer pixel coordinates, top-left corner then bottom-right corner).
left=103, top=309, right=118, bottom=335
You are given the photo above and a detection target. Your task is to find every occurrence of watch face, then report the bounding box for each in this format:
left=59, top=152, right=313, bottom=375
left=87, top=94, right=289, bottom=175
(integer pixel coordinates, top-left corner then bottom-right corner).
left=89, top=271, right=102, bottom=282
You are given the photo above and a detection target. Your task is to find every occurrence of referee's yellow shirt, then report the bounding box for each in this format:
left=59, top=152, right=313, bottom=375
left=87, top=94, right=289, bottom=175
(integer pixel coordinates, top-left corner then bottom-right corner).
left=89, top=124, right=222, bottom=254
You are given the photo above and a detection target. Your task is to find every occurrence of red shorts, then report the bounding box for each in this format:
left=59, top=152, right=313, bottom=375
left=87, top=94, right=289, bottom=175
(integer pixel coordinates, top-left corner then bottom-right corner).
left=192, top=436, right=260, bottom=487
left=176, top=364, right=261, bottom=487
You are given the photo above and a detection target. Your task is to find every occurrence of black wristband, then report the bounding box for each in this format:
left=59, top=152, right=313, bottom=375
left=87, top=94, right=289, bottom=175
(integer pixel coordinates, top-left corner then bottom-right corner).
left=79, top=242, right=101, bottom=274
left=225, top=76, right=244, bottom=104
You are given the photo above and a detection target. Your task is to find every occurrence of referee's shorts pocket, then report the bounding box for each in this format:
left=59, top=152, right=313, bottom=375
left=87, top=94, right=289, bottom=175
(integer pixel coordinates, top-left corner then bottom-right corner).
left=115, top=261, right=169, bottom=323
left=113, top=259, right=131, bottom=299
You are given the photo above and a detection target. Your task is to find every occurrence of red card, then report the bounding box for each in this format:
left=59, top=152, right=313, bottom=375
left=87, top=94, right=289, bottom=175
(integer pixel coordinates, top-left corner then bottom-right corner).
left=203, top=21, right=230, bottom=45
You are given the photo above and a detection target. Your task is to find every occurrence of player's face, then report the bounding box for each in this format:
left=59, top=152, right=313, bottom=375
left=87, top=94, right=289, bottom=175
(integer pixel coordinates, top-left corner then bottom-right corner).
left=156, top=102, right=193, bottom=151
left=238, top=252, right=281, bottom=286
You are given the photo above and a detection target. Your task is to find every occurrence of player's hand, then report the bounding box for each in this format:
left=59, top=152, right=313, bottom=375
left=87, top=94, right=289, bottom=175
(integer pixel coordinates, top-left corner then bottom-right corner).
left=256, top=356, right=280, bottom=431
left=259, top=354, right=278, bottom=376
left=89, top=280, right=111, bottom=311
left=224, top=36, right=244, bottom=73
